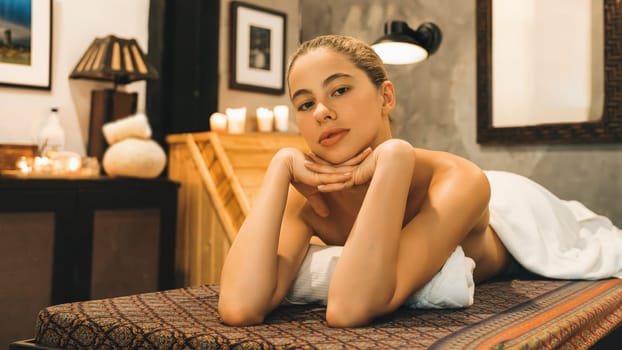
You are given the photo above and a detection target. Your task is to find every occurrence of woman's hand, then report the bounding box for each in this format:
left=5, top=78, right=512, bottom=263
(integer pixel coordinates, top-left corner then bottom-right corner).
left=304, top=146, right=379, bottom=192
left=305, top=147, right=372, bottom=190
left=276, top=148, right=353, bottom=217
left=304, top=140, right=412, bottom=193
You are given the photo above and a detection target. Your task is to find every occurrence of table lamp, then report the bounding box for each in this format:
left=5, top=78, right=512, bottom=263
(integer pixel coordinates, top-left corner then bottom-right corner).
left=69, top=35, right=159, bottom=161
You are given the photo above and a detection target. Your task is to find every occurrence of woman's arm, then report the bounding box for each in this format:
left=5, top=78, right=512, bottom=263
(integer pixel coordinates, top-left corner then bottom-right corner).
left=218, top=148, right=353, bottom=326
left=314, top=142, right=490, bottom=327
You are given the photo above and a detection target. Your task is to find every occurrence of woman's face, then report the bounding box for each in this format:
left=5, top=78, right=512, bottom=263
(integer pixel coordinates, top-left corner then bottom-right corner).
left=288, top=48, right=394, bottom=164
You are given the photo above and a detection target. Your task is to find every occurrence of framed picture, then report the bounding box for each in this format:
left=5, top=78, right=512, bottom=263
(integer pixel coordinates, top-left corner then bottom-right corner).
left=0, top=0, right=52, bottom=90
left=229, top=1, right=286, bottom=95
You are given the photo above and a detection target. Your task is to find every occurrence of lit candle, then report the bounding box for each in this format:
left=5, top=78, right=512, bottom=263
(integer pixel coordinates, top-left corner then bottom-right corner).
left=226, top=107, right=247, bottom=134
left=256, top=107, right=274, bottom=132
left=273, top=105, right=289, bottom=132
left=66, top=155, right=82, bottom=173
left=209, top=112, right=228, bottom=133
left=34, top=156, right=52, bottom=174
left=16, top=156, right=32, bottom=174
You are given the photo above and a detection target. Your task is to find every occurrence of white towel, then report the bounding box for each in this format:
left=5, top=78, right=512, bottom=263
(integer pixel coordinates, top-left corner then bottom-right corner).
left=284, top=245, right=475, bottom=309
left=283, top=171, right=622, bottom=309
left=485, top=170, right=622, bottom=279
left=102, top=113, right=152, bottom=145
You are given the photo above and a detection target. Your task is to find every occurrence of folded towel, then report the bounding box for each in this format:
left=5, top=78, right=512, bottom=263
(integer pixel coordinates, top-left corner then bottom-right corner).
left=284, top=245, right=475, bottom=309
left=102, top=113, right=152, bottom=145
left=485, top=170, right=622, bottom=279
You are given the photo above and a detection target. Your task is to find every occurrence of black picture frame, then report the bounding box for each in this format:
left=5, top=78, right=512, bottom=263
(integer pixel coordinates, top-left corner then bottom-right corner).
left=0, top=0, right=52, bottom=90
left=229, top=1, right=286, bottom=95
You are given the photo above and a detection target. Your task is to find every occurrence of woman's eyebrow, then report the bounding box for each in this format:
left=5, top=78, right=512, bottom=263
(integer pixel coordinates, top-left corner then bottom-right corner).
left=323, top=73, right=352, bottom=88
left=291, top=88, right=312, bottom=100
left=291, top=73, right=353, bottom=100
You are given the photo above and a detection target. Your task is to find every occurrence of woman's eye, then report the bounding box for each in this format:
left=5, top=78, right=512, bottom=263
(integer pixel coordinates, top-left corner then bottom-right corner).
left=298, top=101, right=314, bottom=111
left=333, top=86, right=349, bottom=96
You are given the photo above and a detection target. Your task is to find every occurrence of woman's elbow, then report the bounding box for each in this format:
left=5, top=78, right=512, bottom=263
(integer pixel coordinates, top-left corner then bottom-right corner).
left=325, top=300, right=375, bottom=328
left=218, top=299, right=265, bottom=326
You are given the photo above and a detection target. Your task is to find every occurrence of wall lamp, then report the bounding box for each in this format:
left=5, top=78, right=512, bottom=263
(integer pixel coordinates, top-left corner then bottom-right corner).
left=372, top=21, right=442, bottom=65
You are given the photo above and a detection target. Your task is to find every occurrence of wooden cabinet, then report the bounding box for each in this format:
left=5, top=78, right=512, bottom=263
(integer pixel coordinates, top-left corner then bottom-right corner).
left=0, top=177, right=178, bottom=348
left=166, top=132, right=308, bottom=285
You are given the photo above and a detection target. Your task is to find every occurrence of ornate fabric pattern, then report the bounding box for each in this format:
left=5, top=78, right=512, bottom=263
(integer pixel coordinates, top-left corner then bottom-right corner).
left=33, top=279, right=622, bottom=349
left=429, top=279, right=622, bottom=349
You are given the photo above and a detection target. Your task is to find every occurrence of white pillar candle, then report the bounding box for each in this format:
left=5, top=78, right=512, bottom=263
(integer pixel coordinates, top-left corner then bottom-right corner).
left=209, top=112, right=228, bottom=133
left=256, top=107, right=274, bottom=132
left=273, top=105, right=289, bottom=132
left=226, top=107, right=247, bottom=134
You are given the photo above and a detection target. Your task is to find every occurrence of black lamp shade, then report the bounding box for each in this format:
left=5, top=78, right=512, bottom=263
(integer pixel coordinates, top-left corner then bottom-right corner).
left=372, top=21, right=442, bottom=65
left=69, top=35, right=159, bottom=85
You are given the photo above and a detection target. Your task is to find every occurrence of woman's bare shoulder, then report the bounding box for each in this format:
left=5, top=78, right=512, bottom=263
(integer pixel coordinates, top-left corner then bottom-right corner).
left=409, top=148, right=489, bottom=206
left=411, top=148, right=484, bottom=179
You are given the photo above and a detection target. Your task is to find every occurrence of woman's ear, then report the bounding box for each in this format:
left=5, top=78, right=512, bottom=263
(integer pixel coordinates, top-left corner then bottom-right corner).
left=379, top=81, right=396, bottom=116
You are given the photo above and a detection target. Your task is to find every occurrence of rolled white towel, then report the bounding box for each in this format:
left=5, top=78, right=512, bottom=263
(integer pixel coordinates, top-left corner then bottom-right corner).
left=284, top=245, right=475, bottom=309
left=102, top=113, right=152, bottom=145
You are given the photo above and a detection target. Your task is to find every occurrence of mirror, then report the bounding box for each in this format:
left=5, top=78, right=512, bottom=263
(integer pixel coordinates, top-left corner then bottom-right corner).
left=476, top=0, right=622, bottom=144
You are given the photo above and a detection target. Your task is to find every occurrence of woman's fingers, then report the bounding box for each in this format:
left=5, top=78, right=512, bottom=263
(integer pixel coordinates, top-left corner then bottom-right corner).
left=317, top=181, right=351, bottom=192
left=304, top=160, right=355, bottom=174
left=312, top=171, right=352, bottom=186
left=339, top=147, right=372, bottom=166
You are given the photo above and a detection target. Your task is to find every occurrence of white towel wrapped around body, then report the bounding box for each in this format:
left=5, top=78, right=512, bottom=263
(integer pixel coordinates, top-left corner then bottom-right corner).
left=485, top=170, right=622, bottom=279
left=282, top=170, right=622, bottom=309
left=284, top=245, right=475, bottom=309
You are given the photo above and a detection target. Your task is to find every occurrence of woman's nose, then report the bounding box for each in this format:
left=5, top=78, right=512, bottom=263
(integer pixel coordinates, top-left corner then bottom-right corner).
left=313, top=102, right=336, bottom=123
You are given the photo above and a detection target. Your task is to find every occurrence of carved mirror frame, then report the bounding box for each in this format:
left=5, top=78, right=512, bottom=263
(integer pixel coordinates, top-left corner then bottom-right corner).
left=476, top=0, right=622, bottom=144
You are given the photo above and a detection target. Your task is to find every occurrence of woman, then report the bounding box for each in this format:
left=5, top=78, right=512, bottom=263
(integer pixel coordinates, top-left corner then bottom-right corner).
left=217, top=35, right=621, bottom=327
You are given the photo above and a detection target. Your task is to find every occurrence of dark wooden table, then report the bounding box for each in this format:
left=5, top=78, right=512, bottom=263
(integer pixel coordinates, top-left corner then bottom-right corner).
left=0, top=176, right=179, bottom=304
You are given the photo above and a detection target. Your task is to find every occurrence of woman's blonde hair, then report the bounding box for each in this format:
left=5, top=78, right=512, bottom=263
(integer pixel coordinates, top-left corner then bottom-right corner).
left=287, top=35, right=388, bottom=89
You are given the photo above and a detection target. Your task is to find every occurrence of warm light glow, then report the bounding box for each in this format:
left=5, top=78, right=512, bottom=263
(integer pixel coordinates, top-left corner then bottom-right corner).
left=210, top=112, right=228, bottom=133
left=12, top=155, right=99, bottom=177
left=273, top=105, right=289, bottom=132
left=256, top=107, right=274, bottom=132
left=372, top=42, right=428, bottom=65
left=16, top=156, right=32, bottom=174
left=67, top=156, right=82, bottom=172
left=226, top=107, right=247, bottom=134
left=34, top=156, right=52, bottom=173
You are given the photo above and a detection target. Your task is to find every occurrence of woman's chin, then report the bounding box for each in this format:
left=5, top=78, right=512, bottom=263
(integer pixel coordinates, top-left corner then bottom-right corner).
left=314, top=150, right=359, bottom=165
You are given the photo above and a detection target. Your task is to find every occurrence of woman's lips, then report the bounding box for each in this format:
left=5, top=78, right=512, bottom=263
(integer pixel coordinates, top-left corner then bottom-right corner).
left=318, top=128, right=349, bottom=146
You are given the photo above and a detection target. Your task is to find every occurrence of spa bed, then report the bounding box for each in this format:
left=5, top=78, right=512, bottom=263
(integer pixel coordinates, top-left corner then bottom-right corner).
left=13, top=133, right=619, bottom=349
left=10, top=278, right=622, bottom=349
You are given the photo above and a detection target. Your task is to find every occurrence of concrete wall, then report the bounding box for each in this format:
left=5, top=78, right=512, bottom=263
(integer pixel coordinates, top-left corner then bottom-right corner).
left=299, top=0, right=622, bottom=225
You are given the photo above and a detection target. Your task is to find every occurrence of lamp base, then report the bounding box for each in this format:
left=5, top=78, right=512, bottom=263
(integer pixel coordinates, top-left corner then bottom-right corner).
left=87, top=89, right=138, bottom=161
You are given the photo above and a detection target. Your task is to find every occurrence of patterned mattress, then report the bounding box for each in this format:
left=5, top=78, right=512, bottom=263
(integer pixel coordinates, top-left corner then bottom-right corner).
left=30, top=278, right=622, bottom=349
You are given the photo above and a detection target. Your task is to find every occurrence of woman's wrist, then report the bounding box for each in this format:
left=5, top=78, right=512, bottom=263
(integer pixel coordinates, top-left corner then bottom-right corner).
left=271, top=147, right=299, bottom=182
